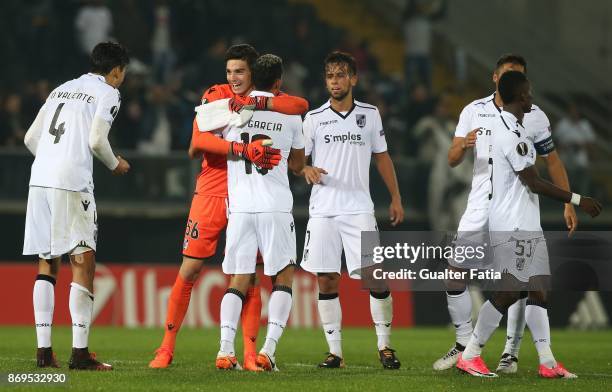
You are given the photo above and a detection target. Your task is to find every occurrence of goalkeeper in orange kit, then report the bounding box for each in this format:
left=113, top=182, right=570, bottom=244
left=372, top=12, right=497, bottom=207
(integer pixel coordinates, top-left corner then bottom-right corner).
left=149, top=44, right=308, bottom=371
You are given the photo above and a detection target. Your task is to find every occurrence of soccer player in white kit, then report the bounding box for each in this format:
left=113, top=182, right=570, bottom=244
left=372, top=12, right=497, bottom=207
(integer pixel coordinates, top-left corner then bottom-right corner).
left=23, top=42, right=130, bottom=370
left=456, top=71, right=601, bottom=378
left=299, top=51, right=404, bottom=369
left=213, top=54, right=306, bottom=371
left=435, top=54, right=578, bottom=373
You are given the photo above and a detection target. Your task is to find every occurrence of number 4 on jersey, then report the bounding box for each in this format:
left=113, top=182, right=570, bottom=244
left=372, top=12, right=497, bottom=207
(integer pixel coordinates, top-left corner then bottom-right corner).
left=49, top=103, right=66, bottom=144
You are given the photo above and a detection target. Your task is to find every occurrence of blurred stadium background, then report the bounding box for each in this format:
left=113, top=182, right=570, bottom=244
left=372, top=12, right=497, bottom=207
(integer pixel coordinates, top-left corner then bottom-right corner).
left=1, top=0, right=611, bottom=331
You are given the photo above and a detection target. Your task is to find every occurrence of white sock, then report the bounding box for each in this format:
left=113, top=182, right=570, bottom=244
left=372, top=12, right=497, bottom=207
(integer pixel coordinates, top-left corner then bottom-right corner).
left=370, top=292, right=393, bottom=350
left=69, top=282, right=94, bottom=349
left=504, top=297, right=527, bottom=357
left=219, top=291, right=243, bottom=355
left=318, top=294, right=342, bottom=358
left=446, top=289, right=473, bottom=347
left=262, top=288, right=293, bottom=356
left=33, top=276, right=55, bottom=348
left=525, top=303, right=556, bottom=368
left=463, top=300, right=503, bottom=360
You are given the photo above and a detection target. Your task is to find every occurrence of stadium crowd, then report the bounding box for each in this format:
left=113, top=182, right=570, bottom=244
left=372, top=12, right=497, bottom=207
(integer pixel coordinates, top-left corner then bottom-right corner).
left=0, top=0, right=408, bottom=154
left=0, top=0, right=604, bottom=174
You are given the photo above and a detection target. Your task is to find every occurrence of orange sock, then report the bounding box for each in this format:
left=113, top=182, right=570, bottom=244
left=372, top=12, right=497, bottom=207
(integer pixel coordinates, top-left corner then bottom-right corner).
left=241, top=285, right=262, bottom=357
left=160, top=275, right=194, bottom=351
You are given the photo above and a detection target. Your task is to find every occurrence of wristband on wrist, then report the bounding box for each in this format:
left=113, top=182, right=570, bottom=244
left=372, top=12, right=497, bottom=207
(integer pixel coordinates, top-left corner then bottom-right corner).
left=570, top=193, right=581, bottom=206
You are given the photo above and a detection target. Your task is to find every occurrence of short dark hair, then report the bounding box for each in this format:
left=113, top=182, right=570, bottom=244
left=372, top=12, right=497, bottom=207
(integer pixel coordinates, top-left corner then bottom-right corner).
left=498, top=70, right=529, bottom=104
left=252, top=54, right=283, bottom=91
left=324, top=51, right=357, bottom=75
left=90, top=42, right=130, bottom=75
left=495, top=53, right=527, bottom=73
left=225, top=44, right=259, bottom=70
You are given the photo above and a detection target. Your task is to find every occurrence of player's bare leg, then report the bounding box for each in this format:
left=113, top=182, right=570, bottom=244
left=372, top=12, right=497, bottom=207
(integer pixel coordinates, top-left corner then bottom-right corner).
left=316, top=273, right=344, bottom=368
left=241, top=268, right=262, bottom=371
left=434, top=266, right=472, bottom=370
left=216, top=274, right=251, bottom=370
left=257, top=265, right=295, bottom=372
left=34, top=257, right=60, bottom=368
left=68, top=250, right=112, bottom=370
left=363, top=265, right=400, bottom=369
left=149, top=256, right=204, bottom=368
left=525, top=279, right=576, bottom=379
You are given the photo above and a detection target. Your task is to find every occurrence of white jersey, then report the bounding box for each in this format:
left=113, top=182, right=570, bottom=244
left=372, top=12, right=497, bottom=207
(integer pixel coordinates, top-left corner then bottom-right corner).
left=29, top=73, right=121, bottom=193
left=455, top=93, right=554, bottom=210
left=489, top=110, right=542, bottom=245
left=303, top=100, right=387, bottom=217
left=225, top=91, right=304, bottom=213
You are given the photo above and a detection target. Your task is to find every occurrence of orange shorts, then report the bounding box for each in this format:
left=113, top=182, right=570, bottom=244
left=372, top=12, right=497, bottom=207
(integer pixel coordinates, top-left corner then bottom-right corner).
left=182, top=194, right=228, bottom=259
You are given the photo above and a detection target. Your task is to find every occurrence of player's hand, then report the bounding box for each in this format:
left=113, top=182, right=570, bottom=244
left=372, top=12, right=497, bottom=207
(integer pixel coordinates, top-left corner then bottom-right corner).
left=579, top=196, right=602, bottom=217
left=462, top=129, right=478, bottom=149
left=228, top=97, right=256, bottom=113
left=564, top=203, right=578, bottom=237
left=302, top=166, right=327, bottom=185
left=228, top=96, right=267, bottom=112
left=389, top=196, right=404, bottom=226
left=232, top=140, right=281, bottom=169
left=112, top=156, right=130, bottom=176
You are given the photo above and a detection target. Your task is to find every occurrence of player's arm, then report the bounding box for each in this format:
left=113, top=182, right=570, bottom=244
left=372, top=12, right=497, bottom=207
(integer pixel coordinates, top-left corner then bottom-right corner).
left=230, top=95, right=309, bottom=115
left=189, top=85, right=234, bottom=157
left=288, top=148, right=306, bottom=175
left=267, top=95, right=309, bottom=115
left=448, top=106, right=477, bottom=167
left=448, top=131, right=478, bottom=167
left=517, top=165, right=601, bottom=217
left=372, top=110, right=403, bottom=226
left=23, top=106, right=46, bottom=155
left=534, top=112, right=578, bottom=233
left=296, top=114, right=327, bottom=183
left=373, top=151, right=404, bottom=226
left=89, top=117, right=129, bottom=175
left=542, top=150, right=578, bottom=234
left=90, top=90, right=129, bottom=175
left=288, top=119, right=307, bottom=175
left=190, top=120, right=281, bottom=169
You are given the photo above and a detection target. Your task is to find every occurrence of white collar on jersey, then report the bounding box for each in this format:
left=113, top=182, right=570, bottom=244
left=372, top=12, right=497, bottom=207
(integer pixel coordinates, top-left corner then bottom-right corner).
left=490, top=92, right=502, bottom=113
left=249, top=90, right=274, bottom=97
left=501, top=110, right=525, bottom=129
left=86, top=73, right=106, bottom=83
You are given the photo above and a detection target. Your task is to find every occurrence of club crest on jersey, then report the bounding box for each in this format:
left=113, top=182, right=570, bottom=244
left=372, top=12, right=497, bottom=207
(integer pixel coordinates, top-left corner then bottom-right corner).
left=356, top=114, right=366, bottom=128
left=516, top=257, right=525, bottom=271
left=516, top=142, right=528, bottom=156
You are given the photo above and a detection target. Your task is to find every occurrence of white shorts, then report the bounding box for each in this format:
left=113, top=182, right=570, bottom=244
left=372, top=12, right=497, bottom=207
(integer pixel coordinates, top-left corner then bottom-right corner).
left=223, top=212, right=296, bottom=276
left=23, top=186, right=97, bottom=259
left=492, top=236, right=550, bottom=283
left=449, top=208, right=490, bottom=269
left=300, top=214, right=378, bottom=279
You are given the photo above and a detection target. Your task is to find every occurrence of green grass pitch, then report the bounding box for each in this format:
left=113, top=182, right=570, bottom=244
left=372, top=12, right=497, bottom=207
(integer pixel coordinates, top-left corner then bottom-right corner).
left=0, top=326, right=611, bottom=391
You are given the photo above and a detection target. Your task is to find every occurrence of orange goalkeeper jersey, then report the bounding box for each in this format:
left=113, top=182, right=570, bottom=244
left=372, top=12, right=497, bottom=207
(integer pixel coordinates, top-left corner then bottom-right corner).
left=193, top=84, right=246, bottom=197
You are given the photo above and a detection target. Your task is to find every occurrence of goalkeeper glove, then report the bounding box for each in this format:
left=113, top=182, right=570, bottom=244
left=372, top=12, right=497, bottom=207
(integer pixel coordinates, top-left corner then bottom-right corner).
left=228, top=96, right=269, bottom=112
left=230, top=139, right=281, bottom=170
